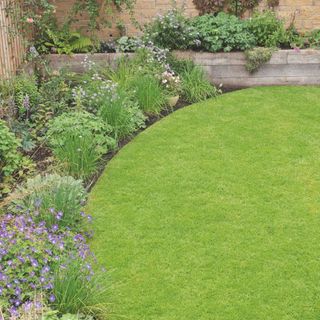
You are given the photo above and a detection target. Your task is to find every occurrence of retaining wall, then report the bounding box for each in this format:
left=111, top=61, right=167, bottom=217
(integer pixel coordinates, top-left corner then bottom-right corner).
left=45, top=50, right=320, bottom=89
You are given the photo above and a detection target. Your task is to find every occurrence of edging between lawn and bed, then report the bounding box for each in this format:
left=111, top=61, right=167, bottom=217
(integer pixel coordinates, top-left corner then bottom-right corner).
left=32, top=49, right=320, bottom=89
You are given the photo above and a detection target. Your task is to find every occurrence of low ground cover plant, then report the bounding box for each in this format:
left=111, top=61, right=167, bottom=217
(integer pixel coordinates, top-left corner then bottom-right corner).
left=0, top=206, right=105, bottom=319
left=245, top=47, right=274, bottom=73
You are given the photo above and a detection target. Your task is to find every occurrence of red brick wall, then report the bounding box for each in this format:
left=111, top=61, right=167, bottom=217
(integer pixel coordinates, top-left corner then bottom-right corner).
left=54, top=0, right=320, bottom=41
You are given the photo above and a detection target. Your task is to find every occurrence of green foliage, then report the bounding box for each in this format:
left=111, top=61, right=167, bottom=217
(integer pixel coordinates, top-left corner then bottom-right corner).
left=46, top=111, right=115, bottom=180
left=245, top=47, right=274, bottom=73
left=192, top=13, right=255, bottom=52
left=37, top=29, right=93, bottom=54
left=116, top=36, right=142, bottom=52
left=144, top=8, right=199, bottom=50
left=97, top=87, right=146, bottom=141
left=245, top=10, right=287, bottom=47
left=38, top=71, right=73, bottom=116
left=306, top=29, right=320, bottom=48
left=179, top=61, right=221, bottom=103
left=0, top=120, right=31, bottom=197
left=7, top=0, right=135, bottom=54
left=52, top=259, right=109, bottom=317
left=11, top=174, right=86, bottom=229
left=131, top=74, right=168, bottom=114
left=14, top=73, right=41, bottom=121
left=0, top=120, right=23, bottom=178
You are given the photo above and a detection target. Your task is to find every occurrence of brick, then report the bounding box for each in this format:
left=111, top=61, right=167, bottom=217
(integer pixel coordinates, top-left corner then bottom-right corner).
left=54, top=0, right=320, bottom=39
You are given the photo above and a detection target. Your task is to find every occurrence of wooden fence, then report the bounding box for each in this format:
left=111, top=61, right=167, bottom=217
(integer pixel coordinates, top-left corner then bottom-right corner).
left=0, top=0, right=24, bottom=79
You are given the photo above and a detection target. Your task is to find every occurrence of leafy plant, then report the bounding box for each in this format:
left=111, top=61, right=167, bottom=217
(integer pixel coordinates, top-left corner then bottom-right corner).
left=0, top=120, right=31, bottom=197
left=11, top=174, right=87, bottom=229
left=13, top=73, right=41, bottom=121
left=245, top=47, right=274, bottom=73
left=46, top=112, right=115, bottom=180
left=306, top=29, right=320, bottom=48
left=192, top=13, right=255, bottom=52
left=144, top=8, right=199, bottom=50
left=116, top=36, right=142, bottom=52
left=245, top=10, right=287, bottom=47
left=179, top=62, right=221, bottom=103
left=38, top=29, right=93, bottom=54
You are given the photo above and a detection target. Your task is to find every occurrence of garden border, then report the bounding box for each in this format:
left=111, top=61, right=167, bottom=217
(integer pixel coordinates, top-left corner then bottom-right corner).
left=40, top=49, right=320, bottom=89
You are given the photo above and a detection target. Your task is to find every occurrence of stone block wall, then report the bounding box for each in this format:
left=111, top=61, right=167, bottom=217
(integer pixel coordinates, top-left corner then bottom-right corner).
left=54, top=0, right=320, bottom=41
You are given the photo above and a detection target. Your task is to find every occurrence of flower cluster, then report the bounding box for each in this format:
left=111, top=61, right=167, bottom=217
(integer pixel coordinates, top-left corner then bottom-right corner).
left=73, top=78, right=119, bottom=113
left=160, top=69, right=181, bottom=94
left=0, top=208, right=94, bottom=319
left=81, top=55, right=96, bottom=71
left=144, top=9, right=200, bottom=50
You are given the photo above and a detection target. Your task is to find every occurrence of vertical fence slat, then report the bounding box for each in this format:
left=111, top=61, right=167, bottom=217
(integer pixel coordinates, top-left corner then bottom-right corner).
left=0, top=0, right=24, bottom=79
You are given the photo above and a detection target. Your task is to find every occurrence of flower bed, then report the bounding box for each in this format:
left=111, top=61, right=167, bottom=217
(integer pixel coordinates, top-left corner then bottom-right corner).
left=0, top=45, right=219, bottom=319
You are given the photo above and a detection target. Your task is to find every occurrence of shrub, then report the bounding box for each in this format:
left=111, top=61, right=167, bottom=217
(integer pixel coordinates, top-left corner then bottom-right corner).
left=245, top=10, right=287, bottom=47
left=39, top=71, right=73, bottom=117
left=179, top=63, right=221, bottom=103
left=131, top=74, right=168, bottom=114
left=144, top=8, right=199, bottom=50
left=98, top=86, right=146, bottom=141
left=11, top=174, right=86, bottom=229
left=46, top=112, right=115, bottom=180
left=245, top=47, right=274, bottom=73
left=191, top=12, right=255, bottom=52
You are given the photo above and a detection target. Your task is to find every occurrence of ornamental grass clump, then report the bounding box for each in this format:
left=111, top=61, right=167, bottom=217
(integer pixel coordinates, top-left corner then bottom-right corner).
left=10, top=174, right=86, bottom=230
left=98, top=86, right=146, bottom=142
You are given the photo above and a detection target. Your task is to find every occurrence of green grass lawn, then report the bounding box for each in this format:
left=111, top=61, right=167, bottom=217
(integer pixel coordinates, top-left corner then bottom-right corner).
left=87, top=86, right=320, bottom=319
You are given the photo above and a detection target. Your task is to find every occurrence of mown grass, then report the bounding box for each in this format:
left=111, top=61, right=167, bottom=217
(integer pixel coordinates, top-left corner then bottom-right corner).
left=87, top=86, right=320, bottom=319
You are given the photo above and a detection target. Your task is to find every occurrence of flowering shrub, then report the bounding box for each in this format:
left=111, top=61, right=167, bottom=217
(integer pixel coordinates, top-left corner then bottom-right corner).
left=0, top=209, right=96, bottom=318
left=144, top=9, right=200, bottom=50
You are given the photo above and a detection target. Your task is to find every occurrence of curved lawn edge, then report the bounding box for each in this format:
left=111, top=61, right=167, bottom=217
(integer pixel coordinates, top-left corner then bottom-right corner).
left=87, top=86, right=320, bottom=320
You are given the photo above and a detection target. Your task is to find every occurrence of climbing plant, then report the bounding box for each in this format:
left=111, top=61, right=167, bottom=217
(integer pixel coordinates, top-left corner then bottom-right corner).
left=6, top=0, right=135, bottom=46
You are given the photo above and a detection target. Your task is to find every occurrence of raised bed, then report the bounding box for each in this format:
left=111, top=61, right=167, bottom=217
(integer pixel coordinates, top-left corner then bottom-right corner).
left=42, top=50, right=320, bottom=88
left=174, top=49, right=320, bottom=88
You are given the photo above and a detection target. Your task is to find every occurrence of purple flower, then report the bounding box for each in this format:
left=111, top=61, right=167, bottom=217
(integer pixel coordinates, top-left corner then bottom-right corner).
left=56, top=211, right=63, bottom=220
left=49, top=294, right=55, bottom=303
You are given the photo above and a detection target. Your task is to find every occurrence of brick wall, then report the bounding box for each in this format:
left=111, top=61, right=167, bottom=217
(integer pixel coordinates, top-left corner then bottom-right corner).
left=54, top=0, right=320, bottom=40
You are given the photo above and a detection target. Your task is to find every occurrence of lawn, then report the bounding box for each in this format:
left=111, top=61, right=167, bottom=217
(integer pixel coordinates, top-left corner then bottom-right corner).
left=87, top=86, right=320, bottom=319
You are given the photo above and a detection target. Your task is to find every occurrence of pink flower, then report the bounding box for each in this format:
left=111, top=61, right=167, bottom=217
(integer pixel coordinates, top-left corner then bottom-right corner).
left=26, top=18, right=34, bottom=23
